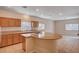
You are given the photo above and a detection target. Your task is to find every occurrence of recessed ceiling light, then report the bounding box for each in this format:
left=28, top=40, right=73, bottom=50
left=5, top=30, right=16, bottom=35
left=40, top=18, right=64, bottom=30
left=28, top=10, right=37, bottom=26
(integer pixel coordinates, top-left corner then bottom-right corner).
left=36, top=9, right=39, bottom=11
left=59, top=13, right=63, bottom=15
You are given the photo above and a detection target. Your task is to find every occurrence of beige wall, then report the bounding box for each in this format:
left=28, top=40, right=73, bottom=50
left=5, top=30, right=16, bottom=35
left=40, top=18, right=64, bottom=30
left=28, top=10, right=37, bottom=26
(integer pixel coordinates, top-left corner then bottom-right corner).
left=55, top=19, right=79, bottom=36
left=0, top=9, right=22, bottom=19
left=44, top=20, right=55, bottom=33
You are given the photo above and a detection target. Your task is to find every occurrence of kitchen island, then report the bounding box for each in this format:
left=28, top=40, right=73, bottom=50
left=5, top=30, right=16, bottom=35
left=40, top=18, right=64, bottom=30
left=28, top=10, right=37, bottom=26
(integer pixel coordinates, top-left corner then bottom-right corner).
left=21, top=32, right=62, bottom=53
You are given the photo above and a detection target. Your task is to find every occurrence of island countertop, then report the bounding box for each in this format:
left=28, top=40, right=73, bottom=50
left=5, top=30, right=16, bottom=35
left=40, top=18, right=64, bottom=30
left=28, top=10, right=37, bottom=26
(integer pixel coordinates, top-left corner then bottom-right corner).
left=21, top=32, right=62, bottom=52
left=21, top=32, right=62, bottom=40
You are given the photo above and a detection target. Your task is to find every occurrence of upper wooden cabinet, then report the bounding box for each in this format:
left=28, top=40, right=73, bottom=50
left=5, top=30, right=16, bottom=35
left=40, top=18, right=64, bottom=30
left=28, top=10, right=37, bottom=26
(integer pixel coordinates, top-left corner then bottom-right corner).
left=0, top=17, right=21, bottom=27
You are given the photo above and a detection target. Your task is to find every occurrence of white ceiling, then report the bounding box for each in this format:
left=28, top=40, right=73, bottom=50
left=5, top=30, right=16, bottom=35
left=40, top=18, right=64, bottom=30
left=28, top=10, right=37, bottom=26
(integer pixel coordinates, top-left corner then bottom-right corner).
left=2, top=6, right=79, bottom=20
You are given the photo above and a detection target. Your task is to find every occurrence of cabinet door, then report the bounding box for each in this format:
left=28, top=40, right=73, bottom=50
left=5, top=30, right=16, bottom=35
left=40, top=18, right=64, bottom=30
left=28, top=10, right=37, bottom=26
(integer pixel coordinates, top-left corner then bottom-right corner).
left=0, top=19, right=1, bottom=26
left=8, top=19, right=21, bottom=27
left=7, top=34, right=13, bottom=45
left=1, top=35, right=8, bottom=47
left=1, top=19, right=9, bottom=27
left=8, top=19, right=15, bottom=27
left=18, top=34, right=23, bottom=42
left=0, top=36, right=2, bottom=47
left=13, top=34, right=20, bottom=44
left=13, top=34, right=23, bottom=44
left=0, top=17, right=21, bottom=27
left=14, top=19, right=21, bottom=27
left=1, top=34, right=13, bottom=47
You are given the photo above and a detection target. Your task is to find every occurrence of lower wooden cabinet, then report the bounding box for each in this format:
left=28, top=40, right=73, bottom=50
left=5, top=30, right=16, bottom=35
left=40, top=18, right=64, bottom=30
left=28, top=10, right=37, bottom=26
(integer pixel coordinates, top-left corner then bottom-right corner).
left=1, top=35, right=8, bottom=47
left=0, top=36, right=2, bottom=47
left=13, top=34, right=20, bottom=44
left=0, top=33, right=23, bottom=47
left=7, top=34, right=13, bottom=45
left=19, top=34, right=23, bottom=42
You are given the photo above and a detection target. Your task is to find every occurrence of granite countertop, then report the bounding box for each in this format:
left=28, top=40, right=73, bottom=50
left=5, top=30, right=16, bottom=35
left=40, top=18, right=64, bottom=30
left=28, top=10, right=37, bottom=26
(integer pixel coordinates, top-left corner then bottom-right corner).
left=21, top=32, right=62, bottom=40
left=0, top=30, right=40, bottom=35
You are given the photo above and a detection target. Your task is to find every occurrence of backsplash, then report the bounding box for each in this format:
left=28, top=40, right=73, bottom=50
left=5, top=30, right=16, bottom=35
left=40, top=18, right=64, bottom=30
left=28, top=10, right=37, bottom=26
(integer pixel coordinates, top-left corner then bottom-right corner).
left=1, top=27, right=26, bottom=31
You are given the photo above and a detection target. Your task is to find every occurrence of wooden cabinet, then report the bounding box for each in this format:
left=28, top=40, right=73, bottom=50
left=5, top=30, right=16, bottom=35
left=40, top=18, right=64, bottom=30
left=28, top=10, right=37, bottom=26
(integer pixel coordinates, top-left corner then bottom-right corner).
left=7, top=34, right=13, bottom=45
left=1, top=34, right=13, bottom=46
left=0, top=36, right=1, bottom=47
left=0, top=33, right=23, bottom=47
left=8, top=19, right=16, bottom=27
left=0, top=17, right=21, bottom=27
left=19, top=34, right=23, bottom=42
left=1, top=35, right=8, bottom=47
left=13, top=34, right=22, bottom=44
left=1, top=18, right=9, bottom=27
left=14, top=19, right=21, bottom=27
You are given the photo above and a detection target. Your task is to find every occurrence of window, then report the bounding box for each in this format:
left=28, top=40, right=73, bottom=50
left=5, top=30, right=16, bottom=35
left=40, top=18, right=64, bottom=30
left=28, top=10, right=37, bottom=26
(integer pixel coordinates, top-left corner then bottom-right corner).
left=65, top=24, right=79, bottom=30
left=38, top=23, right=45, bottom=30
left=21, top=22, right=31, bottom=30
left=21, top=22, right=45, bottom=31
